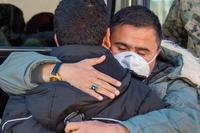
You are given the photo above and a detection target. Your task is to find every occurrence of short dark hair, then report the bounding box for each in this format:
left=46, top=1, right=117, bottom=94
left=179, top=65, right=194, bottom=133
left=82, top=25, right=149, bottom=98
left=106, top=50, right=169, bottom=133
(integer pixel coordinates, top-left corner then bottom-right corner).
left=54, top=0, right=109, bottom=46
left=110, top=5, right=162, bottom=47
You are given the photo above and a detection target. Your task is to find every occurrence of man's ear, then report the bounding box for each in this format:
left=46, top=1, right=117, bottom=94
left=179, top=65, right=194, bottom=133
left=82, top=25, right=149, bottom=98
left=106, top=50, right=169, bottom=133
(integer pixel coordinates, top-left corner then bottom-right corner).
left=54, top=34, right=60, bottom=47
left=102, top=28, right=111, bottom=50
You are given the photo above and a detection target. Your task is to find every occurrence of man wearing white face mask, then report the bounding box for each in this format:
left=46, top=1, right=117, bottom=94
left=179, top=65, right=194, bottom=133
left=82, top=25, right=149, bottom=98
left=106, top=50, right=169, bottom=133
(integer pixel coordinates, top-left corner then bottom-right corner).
left=114, top=51, right=159, bottom=78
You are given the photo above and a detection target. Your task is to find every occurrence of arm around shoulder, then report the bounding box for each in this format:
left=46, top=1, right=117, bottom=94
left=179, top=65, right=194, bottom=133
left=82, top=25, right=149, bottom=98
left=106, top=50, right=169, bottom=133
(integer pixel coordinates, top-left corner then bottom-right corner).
left=122, top=80, right=200, bottom=133
left=0, top=52, right=61, bottom=95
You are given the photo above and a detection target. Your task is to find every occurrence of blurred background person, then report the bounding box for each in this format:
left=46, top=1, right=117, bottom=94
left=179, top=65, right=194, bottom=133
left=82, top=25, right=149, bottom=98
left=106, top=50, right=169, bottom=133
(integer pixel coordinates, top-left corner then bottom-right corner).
left=23, top=12, right=55, bottom=47
left=0, top=4, right=25, bottom=46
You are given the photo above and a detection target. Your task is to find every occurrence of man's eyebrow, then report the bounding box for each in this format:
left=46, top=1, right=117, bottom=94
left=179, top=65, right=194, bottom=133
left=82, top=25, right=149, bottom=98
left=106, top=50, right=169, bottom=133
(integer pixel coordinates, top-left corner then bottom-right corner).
left=135, top=47, right=150, bottom=52
left=114, top=42, right=129, bottom=47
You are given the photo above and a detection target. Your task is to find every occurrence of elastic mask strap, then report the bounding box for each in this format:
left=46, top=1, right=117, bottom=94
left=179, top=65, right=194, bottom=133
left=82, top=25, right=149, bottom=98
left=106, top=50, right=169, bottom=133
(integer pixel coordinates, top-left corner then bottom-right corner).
left=147, top=49, right=160, bottom=64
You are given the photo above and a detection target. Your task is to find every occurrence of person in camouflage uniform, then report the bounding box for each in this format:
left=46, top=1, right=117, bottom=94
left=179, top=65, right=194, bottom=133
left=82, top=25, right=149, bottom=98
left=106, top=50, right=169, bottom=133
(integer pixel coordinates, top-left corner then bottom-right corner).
left=162, top=0, right=200, bottom=57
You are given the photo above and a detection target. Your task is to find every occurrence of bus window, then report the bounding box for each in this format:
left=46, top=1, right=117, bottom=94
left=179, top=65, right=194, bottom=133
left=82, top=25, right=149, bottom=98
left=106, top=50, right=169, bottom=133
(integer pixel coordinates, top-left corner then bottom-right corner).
left=0, top=0, right=115, bottom=48
left=150, top=0, right=174, bottom=24
left=0, top=0, right=59, bottom=47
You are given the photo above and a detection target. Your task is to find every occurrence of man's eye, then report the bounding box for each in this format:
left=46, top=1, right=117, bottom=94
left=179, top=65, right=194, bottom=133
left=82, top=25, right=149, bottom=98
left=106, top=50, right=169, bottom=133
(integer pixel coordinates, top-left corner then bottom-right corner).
left=118, top=47, right=127, bottom=51
left=137, top=51, right=146, bottom=56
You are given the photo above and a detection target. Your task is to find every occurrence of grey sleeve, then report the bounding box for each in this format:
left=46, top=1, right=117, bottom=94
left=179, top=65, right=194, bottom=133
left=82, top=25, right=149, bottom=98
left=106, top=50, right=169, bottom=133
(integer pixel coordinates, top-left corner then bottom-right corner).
left=121, top=80, right=200, bottom=133
left=0, top=52, right=61, bottom=95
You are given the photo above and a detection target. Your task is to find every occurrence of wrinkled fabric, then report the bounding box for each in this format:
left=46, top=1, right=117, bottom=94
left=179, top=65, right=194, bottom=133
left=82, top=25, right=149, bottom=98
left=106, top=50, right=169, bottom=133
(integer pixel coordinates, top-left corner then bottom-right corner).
left=0, top=52, right=61, bottom=94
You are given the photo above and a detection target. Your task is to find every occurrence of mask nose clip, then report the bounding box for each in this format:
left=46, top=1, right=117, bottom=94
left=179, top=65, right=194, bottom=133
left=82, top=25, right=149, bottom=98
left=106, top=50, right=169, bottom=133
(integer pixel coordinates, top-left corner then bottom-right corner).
left=114, top=51, right=152, bottom=77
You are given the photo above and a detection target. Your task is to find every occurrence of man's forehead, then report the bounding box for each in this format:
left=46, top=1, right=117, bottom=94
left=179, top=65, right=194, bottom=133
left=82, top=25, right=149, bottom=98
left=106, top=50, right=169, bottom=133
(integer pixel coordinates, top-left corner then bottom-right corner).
left=111, top=24, right=159, bottom=50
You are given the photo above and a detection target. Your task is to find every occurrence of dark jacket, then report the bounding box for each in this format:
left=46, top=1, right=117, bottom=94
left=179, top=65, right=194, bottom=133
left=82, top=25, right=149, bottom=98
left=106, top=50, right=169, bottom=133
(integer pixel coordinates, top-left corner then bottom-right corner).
left=1, top=45, right=165, bottom=133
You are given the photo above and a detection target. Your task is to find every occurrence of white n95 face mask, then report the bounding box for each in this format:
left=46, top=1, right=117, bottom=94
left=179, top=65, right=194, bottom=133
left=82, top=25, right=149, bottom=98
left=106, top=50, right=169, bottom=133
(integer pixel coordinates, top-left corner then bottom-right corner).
left=114, top=51, right=157, bottom=77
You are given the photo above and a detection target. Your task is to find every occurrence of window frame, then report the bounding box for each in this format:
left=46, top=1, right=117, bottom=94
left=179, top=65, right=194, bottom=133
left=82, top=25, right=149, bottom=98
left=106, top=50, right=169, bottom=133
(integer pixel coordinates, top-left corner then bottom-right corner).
left=135, top=0, right=150, bottom=7
left=0, top=0, right=150, bottom=57
left=0, top=0, right=119, bottom=57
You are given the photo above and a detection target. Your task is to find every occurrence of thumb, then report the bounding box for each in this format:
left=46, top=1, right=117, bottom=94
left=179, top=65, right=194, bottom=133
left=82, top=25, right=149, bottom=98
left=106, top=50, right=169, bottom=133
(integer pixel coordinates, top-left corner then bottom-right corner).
left=65, top=122, right=80, bottom=133
left=84, top=55, right=106, bottom=66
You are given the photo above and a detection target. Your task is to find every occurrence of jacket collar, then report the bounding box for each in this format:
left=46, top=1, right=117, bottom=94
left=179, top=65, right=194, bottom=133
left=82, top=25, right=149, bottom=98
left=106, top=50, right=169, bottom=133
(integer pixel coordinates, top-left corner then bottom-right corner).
left=159, top=40, right=200, bottom=92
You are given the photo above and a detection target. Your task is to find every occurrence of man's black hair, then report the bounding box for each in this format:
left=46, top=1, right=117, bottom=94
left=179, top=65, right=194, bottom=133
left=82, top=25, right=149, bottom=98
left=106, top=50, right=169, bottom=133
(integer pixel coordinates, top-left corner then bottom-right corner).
left=54, top=0, right=109, bottom=46
left=110, top=5, right=162, bottom=47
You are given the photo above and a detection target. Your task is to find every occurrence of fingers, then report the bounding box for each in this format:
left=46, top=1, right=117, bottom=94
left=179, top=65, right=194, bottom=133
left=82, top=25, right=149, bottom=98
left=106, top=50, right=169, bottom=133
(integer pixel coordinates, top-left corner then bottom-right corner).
left=86, top=86, right=103, bottom=101
left=96, top=70, right=121, bottom=87
left=65, top=122, right=80, bottom=133
left=75, top=79, right=104, bottom=101
left=61, top=56, right=122, bottom=101
left=95, top=71, right=121, bottom=94
left=92, top=79, right=118, bottom=99
left=84, top=55, right=106, bottom=66
left=96, top=87, right=115, bottom=99
left=82, top=56, right=121, bottom=97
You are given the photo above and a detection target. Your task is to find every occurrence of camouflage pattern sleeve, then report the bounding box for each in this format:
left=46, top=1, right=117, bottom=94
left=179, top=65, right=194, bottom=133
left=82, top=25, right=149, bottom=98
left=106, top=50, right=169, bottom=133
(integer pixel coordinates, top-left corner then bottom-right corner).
left=162, top=0, right=188, bottom=48
left=162, top=0, right=200, bottom=57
